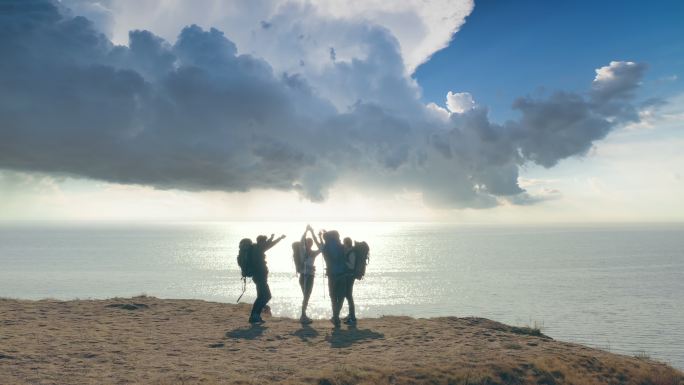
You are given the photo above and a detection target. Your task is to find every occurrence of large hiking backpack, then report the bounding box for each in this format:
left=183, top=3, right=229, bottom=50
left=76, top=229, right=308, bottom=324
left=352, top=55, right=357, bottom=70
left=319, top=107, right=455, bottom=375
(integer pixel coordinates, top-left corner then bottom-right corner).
left=292, top=241, right=304, bottom=274
left=237, top=238, right=254, bottom=278
left=323, top=241, right=346, bottom=276
left=352, top=241, right=369, bottom=280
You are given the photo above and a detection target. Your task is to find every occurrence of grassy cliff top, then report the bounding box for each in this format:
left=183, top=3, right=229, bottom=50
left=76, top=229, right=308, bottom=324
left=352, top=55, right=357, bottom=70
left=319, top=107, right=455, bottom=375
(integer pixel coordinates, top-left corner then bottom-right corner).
left=0, top=296, right=681, bottom=385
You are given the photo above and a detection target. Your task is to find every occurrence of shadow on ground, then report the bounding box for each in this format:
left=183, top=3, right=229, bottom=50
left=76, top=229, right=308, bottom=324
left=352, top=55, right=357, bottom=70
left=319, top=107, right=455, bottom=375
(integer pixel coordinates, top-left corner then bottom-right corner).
left=326, top=326, right=384, bottom=348
left=225, top=324, right=267, bottom=340
left=105, top=303, right=149, bottom=311
left=293, top=324, right=319, bottom=342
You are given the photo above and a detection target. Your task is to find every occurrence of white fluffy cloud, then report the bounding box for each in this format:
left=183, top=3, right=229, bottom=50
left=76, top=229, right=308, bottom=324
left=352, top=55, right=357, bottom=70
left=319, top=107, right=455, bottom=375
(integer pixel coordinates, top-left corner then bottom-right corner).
left=61, top=0, right=473, bottom=112
left=61, top=0, right=474, bottom=73
left=446, top=91, right=476, bottom=113
left=592, top=61, right=646, bottom=101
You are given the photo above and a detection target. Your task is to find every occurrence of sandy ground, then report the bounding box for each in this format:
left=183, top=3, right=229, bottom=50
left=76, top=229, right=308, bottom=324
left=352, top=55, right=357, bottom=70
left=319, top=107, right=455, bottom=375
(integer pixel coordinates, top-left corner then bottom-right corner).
left=0, top=296, right=681, bottom=385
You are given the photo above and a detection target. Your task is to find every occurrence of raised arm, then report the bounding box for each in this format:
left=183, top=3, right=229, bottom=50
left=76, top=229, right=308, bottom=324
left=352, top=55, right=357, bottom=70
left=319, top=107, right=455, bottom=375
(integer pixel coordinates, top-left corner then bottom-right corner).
left=308, top=226, right=322, bottom=249
left=301, top=226, right=309, bottom=244
left=316, top=230, right=326, bottom=249
left=299, top=227, right=308, bottom=256
left=264, top=234, right=286, bottom=251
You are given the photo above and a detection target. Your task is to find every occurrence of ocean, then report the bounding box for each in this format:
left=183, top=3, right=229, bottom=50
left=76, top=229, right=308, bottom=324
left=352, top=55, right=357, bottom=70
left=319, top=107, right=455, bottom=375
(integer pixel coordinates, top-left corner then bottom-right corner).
left=1, top=221, right=682, bottom=369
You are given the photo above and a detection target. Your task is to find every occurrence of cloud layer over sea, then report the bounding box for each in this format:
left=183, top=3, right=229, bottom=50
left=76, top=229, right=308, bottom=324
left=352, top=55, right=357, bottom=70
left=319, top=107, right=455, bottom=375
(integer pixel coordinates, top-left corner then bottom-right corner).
left=0, top=0, right=650, bottom=208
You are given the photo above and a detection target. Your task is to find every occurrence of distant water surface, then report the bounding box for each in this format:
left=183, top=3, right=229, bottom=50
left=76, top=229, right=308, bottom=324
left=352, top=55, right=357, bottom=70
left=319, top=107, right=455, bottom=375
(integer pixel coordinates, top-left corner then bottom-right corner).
left=1, top=222, right=682, bottom=369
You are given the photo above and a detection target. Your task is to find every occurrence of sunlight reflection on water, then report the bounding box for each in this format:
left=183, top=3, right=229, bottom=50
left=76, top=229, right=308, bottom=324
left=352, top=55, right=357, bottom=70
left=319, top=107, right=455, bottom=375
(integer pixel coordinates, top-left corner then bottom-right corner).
left=1, top=221, right=683, bottom=368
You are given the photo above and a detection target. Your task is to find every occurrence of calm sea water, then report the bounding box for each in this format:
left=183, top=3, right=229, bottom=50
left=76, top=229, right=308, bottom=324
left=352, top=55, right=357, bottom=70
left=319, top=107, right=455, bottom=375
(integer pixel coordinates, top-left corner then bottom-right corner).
left=0, top=222, right=682, bottom=369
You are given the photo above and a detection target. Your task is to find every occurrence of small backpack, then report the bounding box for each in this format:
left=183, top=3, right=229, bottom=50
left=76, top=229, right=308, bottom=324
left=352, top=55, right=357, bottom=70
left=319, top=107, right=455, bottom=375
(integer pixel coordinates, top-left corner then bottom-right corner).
left=352, top=241, right=369, bottom=280
left=237, top=238, right=254, bottom=278
left=292, top=241, right=304, bottom=274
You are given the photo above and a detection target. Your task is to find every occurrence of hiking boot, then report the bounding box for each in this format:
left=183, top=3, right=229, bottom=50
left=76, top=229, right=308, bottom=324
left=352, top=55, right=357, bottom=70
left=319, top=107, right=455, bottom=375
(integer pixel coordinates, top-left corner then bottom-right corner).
left=300, top=315, right=313, bottom=325
left=248, top=315, right=265, bottom=324
left=330, top=317, right=341, bottom=327
left=343, top=317, right=357, bottom=325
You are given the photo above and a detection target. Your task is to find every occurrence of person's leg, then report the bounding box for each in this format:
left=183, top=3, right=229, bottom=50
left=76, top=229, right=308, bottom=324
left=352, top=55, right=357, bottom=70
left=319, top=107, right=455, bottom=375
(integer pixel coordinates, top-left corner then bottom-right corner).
left=251, top=275, right=271, bottom=322
left=345, top=275, right=356, bottom=322
left=263, top=277, right=272, bottom=306
left=300, top=274, right=314, bottom=322
left=328, top=275, right=341, bottom=325
left=250, top=276, right=265, bottom=321
left=299, top=274, right=307, bottom=316
left=327, top=275, right=336, bottom=312
left=299, top=274, right=307, bottom=295
left=302, top=275, right=314, bottom=313
left=333, top=275, right=347, bottom=320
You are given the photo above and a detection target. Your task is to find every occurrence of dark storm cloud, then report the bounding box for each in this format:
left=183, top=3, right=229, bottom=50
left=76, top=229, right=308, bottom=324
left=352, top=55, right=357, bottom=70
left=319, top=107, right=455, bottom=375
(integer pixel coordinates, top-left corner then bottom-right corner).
left=0, top=0, right=649, bottom=207
left=511, top=92, right=613, bottom=168
left=511, top=63, right=646, bottom=168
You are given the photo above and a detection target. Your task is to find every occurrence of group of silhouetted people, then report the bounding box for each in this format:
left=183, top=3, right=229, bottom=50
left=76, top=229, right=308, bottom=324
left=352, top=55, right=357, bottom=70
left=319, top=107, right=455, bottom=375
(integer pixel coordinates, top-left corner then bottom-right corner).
left=238, top=224, right=365, bottom=327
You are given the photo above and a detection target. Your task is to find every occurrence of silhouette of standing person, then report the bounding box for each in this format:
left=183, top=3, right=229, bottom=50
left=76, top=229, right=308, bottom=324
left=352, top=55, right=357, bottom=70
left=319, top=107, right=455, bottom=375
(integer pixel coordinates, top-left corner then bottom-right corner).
left=249, top=233, right=286, bottom=324
left=342, top=237, right=357, bottom=325
left=320, top=230, right=347, bottom=327
left=297, top=224, right=322, bottom=324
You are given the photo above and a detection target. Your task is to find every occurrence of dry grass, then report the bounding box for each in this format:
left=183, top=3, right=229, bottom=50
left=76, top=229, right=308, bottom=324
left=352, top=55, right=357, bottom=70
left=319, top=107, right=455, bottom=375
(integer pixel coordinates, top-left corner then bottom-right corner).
left=0, top=297, right=681, bottom=385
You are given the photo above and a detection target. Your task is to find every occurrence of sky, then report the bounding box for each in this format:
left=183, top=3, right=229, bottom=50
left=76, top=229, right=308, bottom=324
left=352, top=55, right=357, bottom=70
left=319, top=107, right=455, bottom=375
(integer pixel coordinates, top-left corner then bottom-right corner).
left=0, top=0, right=682, bottom=223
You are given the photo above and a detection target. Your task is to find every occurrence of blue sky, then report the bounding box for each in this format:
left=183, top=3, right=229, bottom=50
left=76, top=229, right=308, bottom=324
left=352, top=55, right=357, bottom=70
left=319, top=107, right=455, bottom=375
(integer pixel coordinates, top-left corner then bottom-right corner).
left=415, top=0, right=684, bottom=122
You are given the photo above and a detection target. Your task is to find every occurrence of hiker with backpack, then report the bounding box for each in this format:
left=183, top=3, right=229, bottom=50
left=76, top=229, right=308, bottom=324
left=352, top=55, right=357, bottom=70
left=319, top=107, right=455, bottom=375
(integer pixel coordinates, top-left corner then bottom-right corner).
left=293, top=224, right=322, bottom=324
left=238, top=233, right=286, bottom=324
left=319, top=230, right=348, bottom=327
left=342, top=237, right=358, bottom=325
